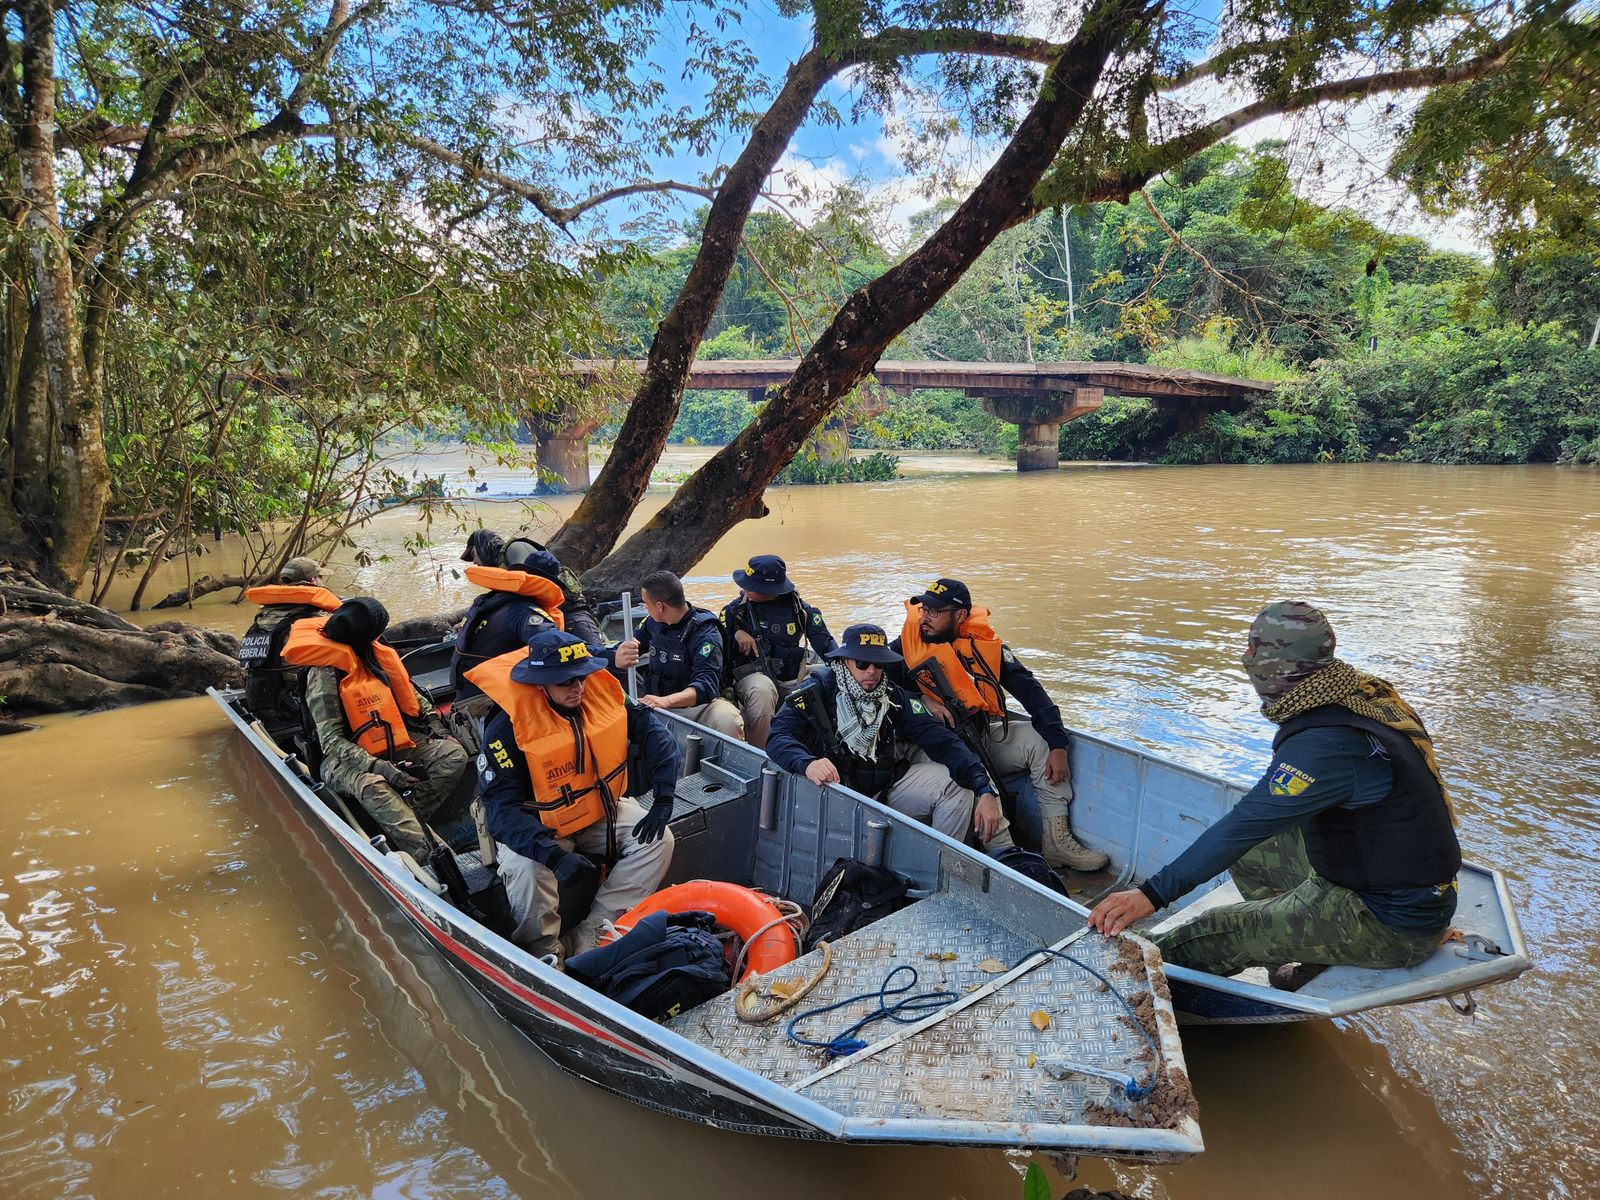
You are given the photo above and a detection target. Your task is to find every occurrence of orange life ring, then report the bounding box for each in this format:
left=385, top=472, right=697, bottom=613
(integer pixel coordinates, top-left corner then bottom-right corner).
left=601, top=880, right=799, bottom=981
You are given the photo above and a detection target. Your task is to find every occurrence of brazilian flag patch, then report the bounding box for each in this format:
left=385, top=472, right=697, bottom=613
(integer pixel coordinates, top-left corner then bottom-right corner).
left=1269, top=762, right=1315, bottom=796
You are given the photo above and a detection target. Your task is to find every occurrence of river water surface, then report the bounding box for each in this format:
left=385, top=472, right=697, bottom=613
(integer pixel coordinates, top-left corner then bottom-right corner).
left=4, top=461, right=1596, bottom=1198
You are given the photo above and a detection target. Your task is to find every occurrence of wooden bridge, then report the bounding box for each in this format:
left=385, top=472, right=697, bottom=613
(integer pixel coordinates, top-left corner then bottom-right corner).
left=536, top=359, right=1276, bottom=490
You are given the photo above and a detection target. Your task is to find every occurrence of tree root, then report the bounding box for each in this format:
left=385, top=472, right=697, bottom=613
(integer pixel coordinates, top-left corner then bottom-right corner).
left=0, top=565, right=243, bottom=718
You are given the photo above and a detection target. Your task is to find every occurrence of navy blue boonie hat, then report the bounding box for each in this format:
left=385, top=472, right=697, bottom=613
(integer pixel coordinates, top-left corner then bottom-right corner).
left=909, top=577, right=972, bottom=611
left=511, top=628, right=607, bottom=684
left=732, top=554, right=795, bottom=595
left=828, top=623, right=903, bottom=665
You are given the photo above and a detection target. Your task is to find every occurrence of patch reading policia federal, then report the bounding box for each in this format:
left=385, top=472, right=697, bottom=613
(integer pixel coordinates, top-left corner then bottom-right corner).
left=1269, top=761, right=1316, bottom=796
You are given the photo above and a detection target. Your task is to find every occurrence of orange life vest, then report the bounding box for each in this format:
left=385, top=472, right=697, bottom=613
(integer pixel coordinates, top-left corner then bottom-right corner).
left=464, top=648, right=628, bottom=837
left=243, top=584, right=341, bottom=611
left=281, top=616, right=421, bottom=757
left=899, top=600, right=1007, bottom=716
left=463, top=564, right=566, bottom=630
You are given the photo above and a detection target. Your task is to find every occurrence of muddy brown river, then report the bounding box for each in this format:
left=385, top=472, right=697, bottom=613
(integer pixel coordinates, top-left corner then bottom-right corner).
left=4, top=459, right=1596, bottom=1198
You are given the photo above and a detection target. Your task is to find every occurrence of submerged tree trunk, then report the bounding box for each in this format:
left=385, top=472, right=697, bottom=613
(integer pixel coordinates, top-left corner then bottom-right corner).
left=582, top=0, right=1145, bottom=593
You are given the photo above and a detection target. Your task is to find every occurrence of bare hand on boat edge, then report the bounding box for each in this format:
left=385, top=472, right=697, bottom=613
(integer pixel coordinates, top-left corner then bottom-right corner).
left=1089, top=889, right=1155, bottom=936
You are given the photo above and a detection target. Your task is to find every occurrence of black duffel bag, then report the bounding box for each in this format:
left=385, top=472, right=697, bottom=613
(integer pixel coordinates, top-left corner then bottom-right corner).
left=565, top=910, right=731, bottom=1022
left=804, top=858, right=912, bottom=953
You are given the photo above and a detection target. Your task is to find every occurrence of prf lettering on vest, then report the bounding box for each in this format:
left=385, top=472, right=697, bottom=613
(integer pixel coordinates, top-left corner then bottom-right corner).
left=492, top=741, right=514, bottom=770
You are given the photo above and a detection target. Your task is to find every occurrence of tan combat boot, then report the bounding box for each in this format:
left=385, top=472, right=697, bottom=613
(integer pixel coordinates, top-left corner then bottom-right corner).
left=1042, top=815, right=1109, bottom=872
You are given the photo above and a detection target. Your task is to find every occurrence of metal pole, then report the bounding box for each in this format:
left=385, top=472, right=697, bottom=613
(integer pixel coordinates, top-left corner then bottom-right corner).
left=620, top=590, right=639, bottom=700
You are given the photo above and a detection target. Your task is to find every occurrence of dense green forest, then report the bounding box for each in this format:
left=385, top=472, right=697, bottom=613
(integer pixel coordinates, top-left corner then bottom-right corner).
left=595, top=142, right=1600, bottom=466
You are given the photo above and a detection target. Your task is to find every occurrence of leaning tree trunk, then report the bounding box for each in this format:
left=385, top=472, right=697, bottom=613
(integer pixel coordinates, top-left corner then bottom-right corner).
left=0, top=567, right=242, bottom=726
left=546, top=50, right=838, bottom=573
left=581, top=0, right=1145, bottom=594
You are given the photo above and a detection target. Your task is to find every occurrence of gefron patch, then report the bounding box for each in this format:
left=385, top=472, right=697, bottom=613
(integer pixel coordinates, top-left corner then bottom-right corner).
left=1269, top=762, right=1315, bottom=796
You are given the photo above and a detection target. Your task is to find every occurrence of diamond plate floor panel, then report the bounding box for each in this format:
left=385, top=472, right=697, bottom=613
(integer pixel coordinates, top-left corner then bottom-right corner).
left=665, top=892, right=1161, bottom=1129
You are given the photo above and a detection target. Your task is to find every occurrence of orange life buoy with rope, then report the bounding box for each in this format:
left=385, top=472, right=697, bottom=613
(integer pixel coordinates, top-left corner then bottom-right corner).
left=601, top=880, right=801, bottom=981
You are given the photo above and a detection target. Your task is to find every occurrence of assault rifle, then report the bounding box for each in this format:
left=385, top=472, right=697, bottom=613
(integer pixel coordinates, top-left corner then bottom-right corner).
left=908, top=657, right=1017, bottom=818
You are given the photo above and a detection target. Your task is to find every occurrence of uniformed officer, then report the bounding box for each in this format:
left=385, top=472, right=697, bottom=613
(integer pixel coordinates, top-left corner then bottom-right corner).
left=722, top=554, right=838, bottom=748
left=498, top=536, right=604, bottom=646
left=1089, top=602, right=1462, bottom=988
left=893, top=577, right=1108, bottom=872
left=469, top=628, right=679, bottom=963
left=285, top=596, right=470, bottom=858
left=768, top=624, right=1012, bottom=848
left=237, top=556, right=340, bottom=736
left=613, top=570, right=744, bottom=740
left=448, top=538, right=567, bottom=745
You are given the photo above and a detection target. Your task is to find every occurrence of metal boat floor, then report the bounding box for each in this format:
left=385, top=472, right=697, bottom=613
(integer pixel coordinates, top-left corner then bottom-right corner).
left=668, top=893, right=1165, bottom=1125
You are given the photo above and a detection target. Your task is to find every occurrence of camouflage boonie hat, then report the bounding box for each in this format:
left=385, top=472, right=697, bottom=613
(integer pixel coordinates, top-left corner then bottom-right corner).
left=280, top=556, right=323, bottom=584
left=1242, top=601, right=1336, bottom=699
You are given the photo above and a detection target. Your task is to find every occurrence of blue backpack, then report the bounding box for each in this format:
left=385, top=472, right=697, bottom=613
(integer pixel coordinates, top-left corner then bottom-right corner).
left=565, top=910, right=731, bottom=1021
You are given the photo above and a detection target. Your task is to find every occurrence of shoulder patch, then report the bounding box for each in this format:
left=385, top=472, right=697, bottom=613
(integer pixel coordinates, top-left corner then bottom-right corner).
left=909, top=697, right=927, bottom=715
left=698, top=641, right=714, bottom=657
left=1001, top=645, right=1018, bottom=665
left=1269, top=762, right=1315, bottom=796
left=792, top=697, right=806, bottom=710
left=811, top=610, right=823, bottom=625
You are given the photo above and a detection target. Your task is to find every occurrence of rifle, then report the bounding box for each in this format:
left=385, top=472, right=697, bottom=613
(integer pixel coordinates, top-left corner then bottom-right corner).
left=908, top=657, right=1017, bottom=818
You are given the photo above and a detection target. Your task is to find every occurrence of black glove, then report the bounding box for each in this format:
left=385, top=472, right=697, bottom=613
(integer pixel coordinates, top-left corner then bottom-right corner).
left=632, top=796, right=674, bottom=844
left=552, top=852, right=597, bottom=888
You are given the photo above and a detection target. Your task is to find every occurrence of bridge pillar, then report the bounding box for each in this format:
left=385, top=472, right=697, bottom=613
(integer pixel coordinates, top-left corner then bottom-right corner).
left=1017, top=418, right=1062, bottom=471
left=535, top=432, right=591, bottom=493
left=816, top=415, right=851, bottom=467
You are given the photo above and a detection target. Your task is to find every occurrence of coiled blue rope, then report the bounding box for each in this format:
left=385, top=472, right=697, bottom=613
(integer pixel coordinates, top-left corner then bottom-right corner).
left=785, top=965, right=959, bottom=1058
left=1014, top=946, right=1162, bottom=1100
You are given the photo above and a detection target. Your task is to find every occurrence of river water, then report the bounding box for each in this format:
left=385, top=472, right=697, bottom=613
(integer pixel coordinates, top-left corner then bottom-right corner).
left=4, top=460, right=1596, bottom=1198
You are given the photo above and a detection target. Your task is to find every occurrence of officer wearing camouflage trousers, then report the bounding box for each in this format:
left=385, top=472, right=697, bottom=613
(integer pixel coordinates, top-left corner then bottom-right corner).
left=1089, top=602, right=1462, bottom=988
left=297, top=598, right=470, bottom=858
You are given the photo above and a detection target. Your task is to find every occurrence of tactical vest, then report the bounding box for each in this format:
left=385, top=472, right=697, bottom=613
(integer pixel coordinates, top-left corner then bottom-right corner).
left=281, top=617, right=421, bottom=758
left=899, top=601, right=1006, bottom=716
left=238, top=586, right=342, bottom=728
left=643, top=607, right=721, bottom=696
left=450, top=566, right=565, bottom=698
left=465, top=648, right=629, bottom=837
left=791, top=675, right=903, bottom=798
left=726, top=594, right=810, bottom=682
left=1274, top=707, right=1462, bottom=892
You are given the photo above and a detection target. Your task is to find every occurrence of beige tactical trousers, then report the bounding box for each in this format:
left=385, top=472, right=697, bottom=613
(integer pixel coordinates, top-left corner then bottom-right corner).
left=885, top=752, right=1014, bottom=849
left=732, top=672, right=803, bottom=749
left=497, top=796, right=674, bottom=964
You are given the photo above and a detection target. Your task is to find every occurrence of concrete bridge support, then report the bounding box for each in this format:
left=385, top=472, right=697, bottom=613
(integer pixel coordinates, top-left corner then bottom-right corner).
left=982, top=387, right=1105, bottom=472
left=534, top=431, right=592, bottom=493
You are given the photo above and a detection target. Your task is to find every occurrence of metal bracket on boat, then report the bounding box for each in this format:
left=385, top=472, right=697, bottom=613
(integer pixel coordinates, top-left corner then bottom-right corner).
left=1446, top=990, right=1478, bottom=1017
left=759, top=767, right=780, bottom=831
left=1453, top=934, right=1503, bottom=962
left=1037, top=1056, right=1144, bottom=1100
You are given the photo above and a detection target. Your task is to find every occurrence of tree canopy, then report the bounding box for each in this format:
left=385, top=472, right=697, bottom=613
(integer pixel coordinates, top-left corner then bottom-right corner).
left=2, top=0, right=1595, bottom=596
